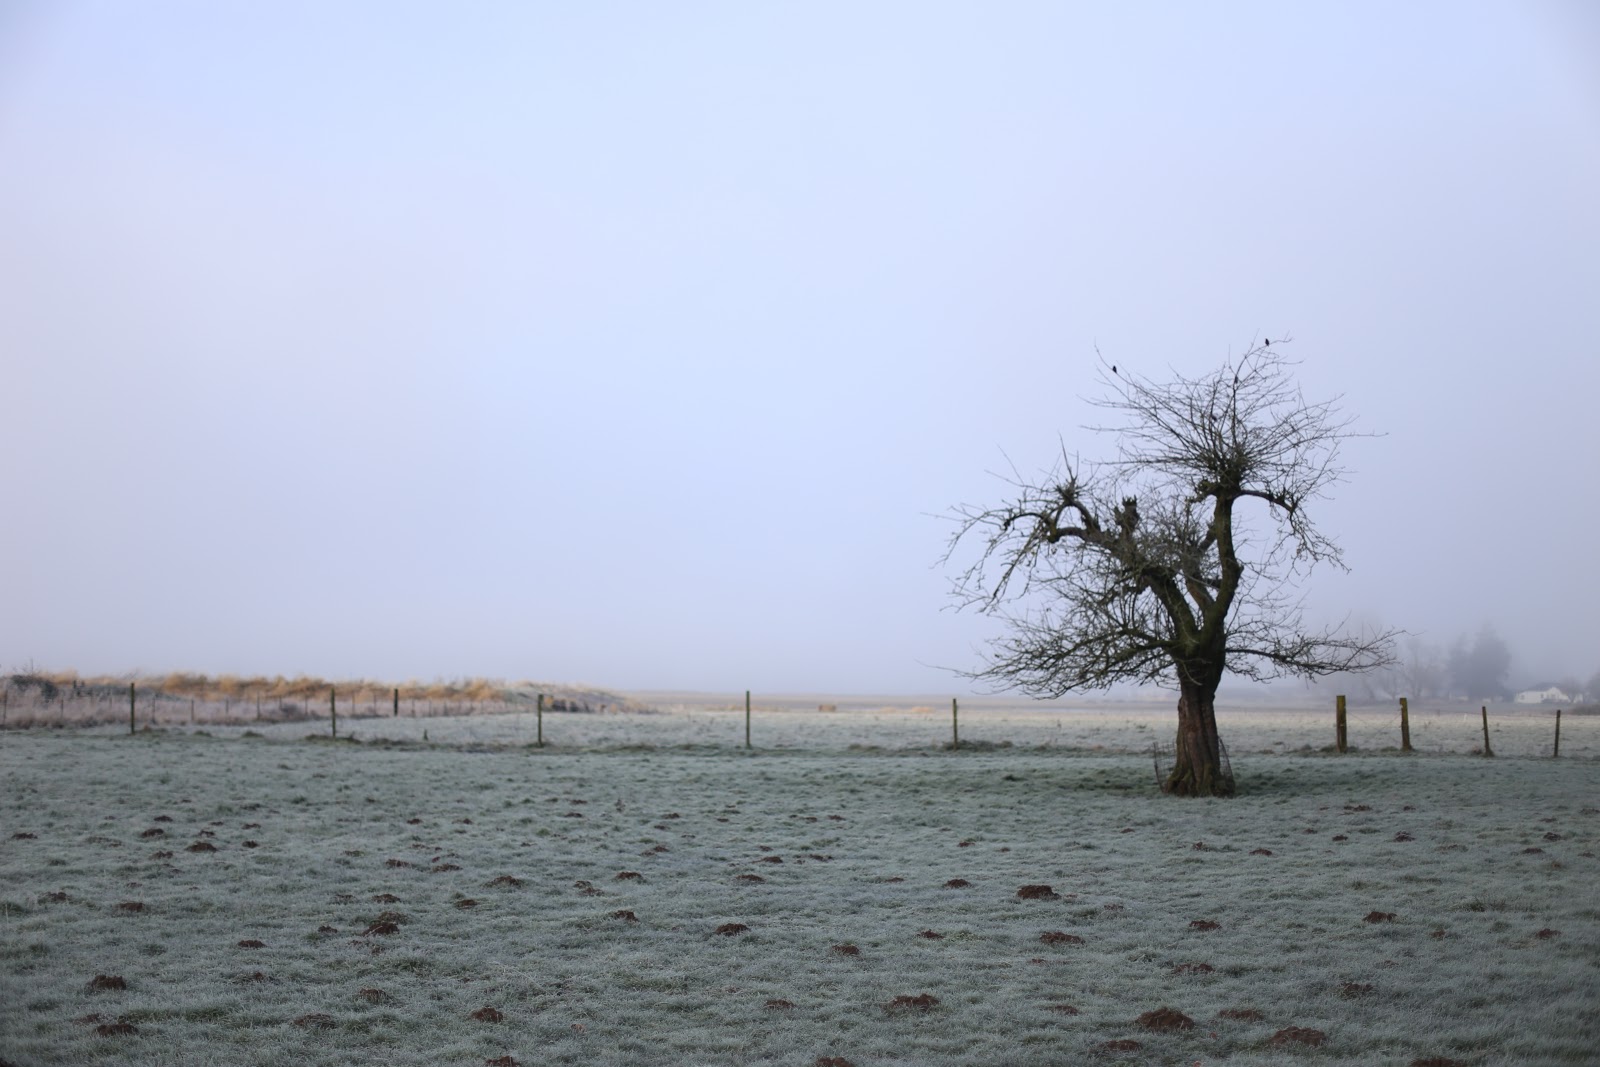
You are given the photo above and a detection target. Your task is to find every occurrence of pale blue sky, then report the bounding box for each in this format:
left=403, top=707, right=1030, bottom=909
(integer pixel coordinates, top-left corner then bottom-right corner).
left=2, top=1, right=1597, bottom=692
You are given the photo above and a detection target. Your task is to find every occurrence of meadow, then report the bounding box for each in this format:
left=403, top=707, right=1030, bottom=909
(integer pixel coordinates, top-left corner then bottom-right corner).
left=1, top=704, right=1596, bottom=1066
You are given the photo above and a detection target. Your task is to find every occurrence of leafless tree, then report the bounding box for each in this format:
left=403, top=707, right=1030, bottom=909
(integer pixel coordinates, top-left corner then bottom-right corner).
left=944, top=342, right=1395, bottom=796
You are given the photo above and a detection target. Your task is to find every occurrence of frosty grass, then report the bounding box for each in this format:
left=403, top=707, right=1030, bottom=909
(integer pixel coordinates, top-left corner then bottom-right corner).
left=2, top=704, right=1596, bottom=1066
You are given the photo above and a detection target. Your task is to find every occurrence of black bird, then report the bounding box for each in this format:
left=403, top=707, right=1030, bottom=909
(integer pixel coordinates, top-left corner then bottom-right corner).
left=1263, top=337, right=1270, bottom=347
left=1111, top=365, right=1118, bottom=374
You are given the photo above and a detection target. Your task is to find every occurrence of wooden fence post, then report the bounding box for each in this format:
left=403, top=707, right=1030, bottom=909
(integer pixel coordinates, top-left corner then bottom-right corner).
left=952, top=697, right=959, bottom=749
left=1553, top=708, right=1561, bottom=758
left=1399, top=697, right=1412, bottom=752
left=1336, top=695, right=1347, bottom=753
left=1480, top=705, right=1492, bottom=757
left=331, top=688, right=338, bottom=739
left=745, top=690, right=751, bottom=750
left=129, top=682, right=136, bottom=735
left=536, top=693, right=544, bottom=747
left=393, top=688, right=399, bottom=717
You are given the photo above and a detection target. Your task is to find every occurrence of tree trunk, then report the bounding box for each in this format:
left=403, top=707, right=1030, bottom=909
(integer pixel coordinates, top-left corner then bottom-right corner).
left=1164, top=674, right=1234, bottom=797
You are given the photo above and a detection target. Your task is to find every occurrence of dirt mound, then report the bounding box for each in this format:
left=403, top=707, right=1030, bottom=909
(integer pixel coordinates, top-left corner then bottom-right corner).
left=486, top=876, right=524, bottom=888
left=1410, top=1059, right=1466, bottom=1067
left=944, top=879, right=971, bottom=888
left=714, top=923, right=750, bottom=936
left=140, top=828, right=164, bottom=838
left=431, top=863, right=460, bottom=873
left=87, top=975, right=126, bottom=991
left=916, top=929, right=945, bottom=940
left=1535, top=928, right=1560, bottom=939
left=116, top=901, right=145, bottom=913
left=610, top=909, right=639, bottom=922
left=815, top=1058, right=855, bottom=1067
left=455, top=899, right=478, bottom=909
left=385, top=858, right=413, bottom=868
left=1218, top=1008, right=1263, bottom=1021
left=1172, top=962, right=1213, bottom=975
left=1039, top=931, right=1083, bottom=945
left=1340, top=982, right=1374, bottom=998
left=317, top=925, right=337, bottom=934
left=486, top=1058, right=519, bottom=1067
left=356, top=988, right=391, bottom=1004
left=615, top=871, right=643, bottom=881
left=372, top=893, right=401, bottom=903
left=1363, top=911, right=1396, bottom=923
left=186, top=842, right=217, bottom=853
left=1138, top=1007, right=1194, bottom=1031
left=885, top=993, right=938, bottom=1013
left=95, top=1021, right=138, bottom=1036
left=236, top=939, right=265, bottom=948
left=471, top=1007, right=503, bottom=1022
left=736, top=874, right=766, bottom=884
left=363, top=922, right=400, bottom=936
left=1189, top=920, right=1220, bottom=931
left=1271, top=1026, right=1327, bottom=1047
left=1017, top=884, right=1060, bottom=899
left=1249, top=848, right=1273, bottom=855
left=831, top=944, right=860, bottom=956
left=765, top=998, right=795, bottom=1010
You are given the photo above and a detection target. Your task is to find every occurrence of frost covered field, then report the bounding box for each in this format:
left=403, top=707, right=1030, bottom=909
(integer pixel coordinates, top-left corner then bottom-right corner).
left=2, top=711, right=1597, bottom=1066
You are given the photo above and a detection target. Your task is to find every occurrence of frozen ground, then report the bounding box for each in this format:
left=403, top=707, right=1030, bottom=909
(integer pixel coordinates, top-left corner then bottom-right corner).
left=1, top=715, right=1596, bottom=1066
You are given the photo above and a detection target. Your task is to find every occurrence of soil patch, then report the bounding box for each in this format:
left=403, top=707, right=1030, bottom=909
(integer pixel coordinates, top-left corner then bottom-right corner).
left=885, top=993, right=938, bottom=1013
left=87, top=975, right=126, bottom=991
left=1039, top=931, right=1084, bottom=945
left=1017, top=884, right=1060, bottom=900
left=471, top=1007, right=504, bottom=1022
left=714, top=923, right=750, bottom=936
left=1137, top=1007, right=1195, bottom=1031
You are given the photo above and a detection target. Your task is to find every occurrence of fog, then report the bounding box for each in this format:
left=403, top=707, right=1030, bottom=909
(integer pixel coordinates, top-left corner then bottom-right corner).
left=2, top=2, right=1596, bottom=694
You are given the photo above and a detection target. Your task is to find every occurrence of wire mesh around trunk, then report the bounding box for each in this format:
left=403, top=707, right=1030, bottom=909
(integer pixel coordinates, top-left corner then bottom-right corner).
left=1151, top=736, right=1232, bottom=791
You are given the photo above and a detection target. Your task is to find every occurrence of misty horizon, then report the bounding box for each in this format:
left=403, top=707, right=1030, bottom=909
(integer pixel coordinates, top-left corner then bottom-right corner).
left=3, top=3, right=1597, bottom=695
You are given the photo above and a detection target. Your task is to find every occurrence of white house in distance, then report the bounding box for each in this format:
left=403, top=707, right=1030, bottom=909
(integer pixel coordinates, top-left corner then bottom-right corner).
left=1514, top=685, right=1572, bottom=705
